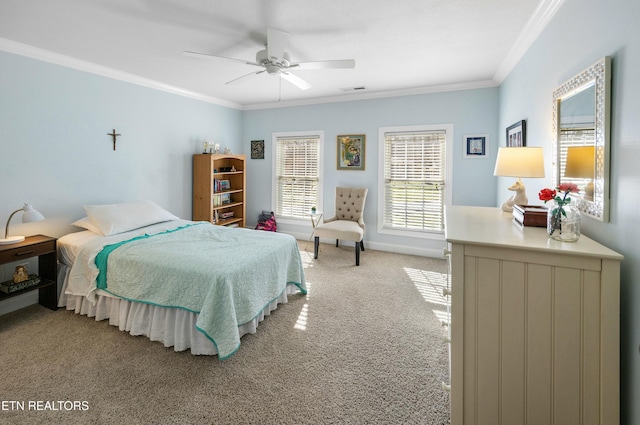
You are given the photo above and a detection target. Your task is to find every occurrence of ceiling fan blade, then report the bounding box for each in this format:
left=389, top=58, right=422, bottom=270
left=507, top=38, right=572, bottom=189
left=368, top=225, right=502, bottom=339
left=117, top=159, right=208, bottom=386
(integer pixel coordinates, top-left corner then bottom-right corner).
left=183, top=51, right=262, bottom=67
left=280, top=71, right=311, bottom=90
left=291, top=59, right=356, bottom=70
left=267, top=28, right=290, bottom=62
left=225, top=70, right=266, bottom=86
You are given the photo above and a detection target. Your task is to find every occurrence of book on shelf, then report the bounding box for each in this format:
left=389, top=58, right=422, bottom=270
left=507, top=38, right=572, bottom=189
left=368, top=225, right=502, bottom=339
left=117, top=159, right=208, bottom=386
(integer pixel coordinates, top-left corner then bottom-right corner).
left=1, top=274, right=41, bottom=294
left=212, top=191, right=231, bottom=206
left=213, top=179, right=231, bottom=193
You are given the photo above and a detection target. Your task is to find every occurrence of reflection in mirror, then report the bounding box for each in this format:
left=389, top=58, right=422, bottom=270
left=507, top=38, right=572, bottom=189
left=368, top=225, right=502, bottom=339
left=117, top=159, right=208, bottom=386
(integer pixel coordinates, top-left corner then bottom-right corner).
left=552, top=57, right=611, bottom=221
left=564, top=146, right=595, bottom=200
left=560, top=83, right=595, bottom=199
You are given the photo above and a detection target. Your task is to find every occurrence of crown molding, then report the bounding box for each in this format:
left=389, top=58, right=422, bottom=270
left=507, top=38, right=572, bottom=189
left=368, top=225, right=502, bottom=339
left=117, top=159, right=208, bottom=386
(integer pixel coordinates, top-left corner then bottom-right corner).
left=241, top=79, right=498, bottom=111
left=493, top=0, right=566, bottom=83
left=0, top=37, right=242, bottom=110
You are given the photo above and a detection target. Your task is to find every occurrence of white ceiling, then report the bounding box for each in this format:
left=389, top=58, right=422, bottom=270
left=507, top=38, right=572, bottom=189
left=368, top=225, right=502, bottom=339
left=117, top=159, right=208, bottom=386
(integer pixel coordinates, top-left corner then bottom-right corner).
left=0, top=0, right=560, bottom=109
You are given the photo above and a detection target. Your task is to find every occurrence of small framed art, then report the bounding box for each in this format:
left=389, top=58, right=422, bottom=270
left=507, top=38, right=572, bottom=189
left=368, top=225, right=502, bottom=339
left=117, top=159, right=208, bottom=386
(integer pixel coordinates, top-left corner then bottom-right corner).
left=463, top=134, right=488, bottom=158
left=337, top=134, right=365, bottom=170
left=251, top=140, right=265, bottom=159
left=506, top=120, right=526, bottom=147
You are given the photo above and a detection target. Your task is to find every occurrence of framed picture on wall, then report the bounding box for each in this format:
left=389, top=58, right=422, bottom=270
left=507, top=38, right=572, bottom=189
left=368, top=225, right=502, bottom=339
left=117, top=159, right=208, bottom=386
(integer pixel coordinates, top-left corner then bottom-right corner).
left=506, top=120, right=526, bottom=146
left=463, top=134, right=488, bottom=158
left=251, top=140, right=265, bottom=159
left=337, top=134, right=365, bottom=170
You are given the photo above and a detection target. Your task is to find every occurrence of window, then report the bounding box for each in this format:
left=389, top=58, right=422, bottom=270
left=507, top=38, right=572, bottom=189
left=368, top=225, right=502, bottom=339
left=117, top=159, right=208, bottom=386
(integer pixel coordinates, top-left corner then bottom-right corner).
left=272, top=131, right=323, bottom=220
left=378, top=124, right=452, bottom=238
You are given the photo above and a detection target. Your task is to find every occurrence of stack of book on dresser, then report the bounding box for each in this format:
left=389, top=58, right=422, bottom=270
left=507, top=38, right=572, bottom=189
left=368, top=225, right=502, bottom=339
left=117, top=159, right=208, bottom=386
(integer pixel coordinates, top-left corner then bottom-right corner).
left=512, top=204, right=547, bottom=227
left=1, top=275, right=41, bottom=294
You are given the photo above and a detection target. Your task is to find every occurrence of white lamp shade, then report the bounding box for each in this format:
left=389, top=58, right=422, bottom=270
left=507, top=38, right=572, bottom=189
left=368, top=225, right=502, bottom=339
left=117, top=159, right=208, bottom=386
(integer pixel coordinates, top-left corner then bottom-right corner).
left=564, top=146, right=595, bottom=178
left=1, top=203, right=45, bottom=244
left=494, top=147, right=545, bottom=178
left=21, top=204, right=45, bottom=223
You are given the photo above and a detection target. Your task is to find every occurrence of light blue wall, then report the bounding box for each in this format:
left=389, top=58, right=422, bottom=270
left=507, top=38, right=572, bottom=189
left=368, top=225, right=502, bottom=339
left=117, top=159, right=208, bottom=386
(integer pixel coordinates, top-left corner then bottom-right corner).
left=0, top=50, right=242, bottom=312
left=242, top=88, right=499, bottom=255
left=1, top=50, right=242, bottom=230
left=498, top=0, right=640, bottom=423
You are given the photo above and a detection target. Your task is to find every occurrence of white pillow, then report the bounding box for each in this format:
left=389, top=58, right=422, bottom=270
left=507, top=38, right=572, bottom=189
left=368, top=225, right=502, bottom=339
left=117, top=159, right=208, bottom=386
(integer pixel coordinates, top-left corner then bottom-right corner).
left=83, top=200, right=179, bottom=236
left=71, top=216, right=102, bottom=234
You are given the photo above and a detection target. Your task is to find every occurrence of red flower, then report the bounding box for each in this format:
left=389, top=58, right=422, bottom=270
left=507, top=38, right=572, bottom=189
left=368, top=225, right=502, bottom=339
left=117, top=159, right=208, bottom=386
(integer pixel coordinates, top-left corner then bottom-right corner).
left=540, top=184, right=581, bottom=237
left=538, top=188, right=557, bottom=202
left=558, top=182, right=579, bottom=193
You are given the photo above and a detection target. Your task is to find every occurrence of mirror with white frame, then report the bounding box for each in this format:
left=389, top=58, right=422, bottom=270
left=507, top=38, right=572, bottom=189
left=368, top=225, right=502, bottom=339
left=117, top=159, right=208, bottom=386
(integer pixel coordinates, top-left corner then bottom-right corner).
left=552, top=56, right=611, bottom=221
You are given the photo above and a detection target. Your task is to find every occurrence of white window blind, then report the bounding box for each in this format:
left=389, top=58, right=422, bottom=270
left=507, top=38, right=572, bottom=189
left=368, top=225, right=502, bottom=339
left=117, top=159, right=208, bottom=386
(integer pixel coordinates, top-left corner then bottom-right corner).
left=383, top=130, right=446, bottom=232
left=275, top=136, right=320, bottom=219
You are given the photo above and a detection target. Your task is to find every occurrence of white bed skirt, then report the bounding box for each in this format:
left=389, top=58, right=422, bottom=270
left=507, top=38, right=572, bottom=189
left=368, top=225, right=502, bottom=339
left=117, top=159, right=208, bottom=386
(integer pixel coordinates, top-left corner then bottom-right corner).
left=57, top=265, right=297, bottom=356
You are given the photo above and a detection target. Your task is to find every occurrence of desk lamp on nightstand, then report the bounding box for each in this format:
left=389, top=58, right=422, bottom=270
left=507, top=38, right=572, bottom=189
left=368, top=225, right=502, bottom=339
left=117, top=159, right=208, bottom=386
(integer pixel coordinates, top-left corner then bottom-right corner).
left=494, top=147, right=545, bottom=212
left=1, top=203, right=45, bottom=244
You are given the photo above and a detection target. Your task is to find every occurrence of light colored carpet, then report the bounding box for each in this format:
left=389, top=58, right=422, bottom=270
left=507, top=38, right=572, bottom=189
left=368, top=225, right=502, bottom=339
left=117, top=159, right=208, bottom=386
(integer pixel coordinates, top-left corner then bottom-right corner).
left=0, top=241, right=450, bottom=425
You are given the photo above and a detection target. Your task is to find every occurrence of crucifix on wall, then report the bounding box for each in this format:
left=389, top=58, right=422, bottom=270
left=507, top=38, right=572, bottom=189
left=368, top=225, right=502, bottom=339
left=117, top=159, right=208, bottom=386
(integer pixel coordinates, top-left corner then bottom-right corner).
left=107, top=129, right=121, bottom=151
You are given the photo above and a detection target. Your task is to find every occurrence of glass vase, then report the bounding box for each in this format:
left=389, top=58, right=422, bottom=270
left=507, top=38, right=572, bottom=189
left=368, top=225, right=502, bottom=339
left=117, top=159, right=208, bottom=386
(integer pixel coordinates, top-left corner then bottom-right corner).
left=547, top=202, right=581, bottom=242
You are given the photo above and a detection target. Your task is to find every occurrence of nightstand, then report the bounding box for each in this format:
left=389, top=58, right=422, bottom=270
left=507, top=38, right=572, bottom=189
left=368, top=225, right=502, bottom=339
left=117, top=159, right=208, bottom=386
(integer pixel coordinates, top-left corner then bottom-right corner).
left=0, top=235, right=58, bottom=310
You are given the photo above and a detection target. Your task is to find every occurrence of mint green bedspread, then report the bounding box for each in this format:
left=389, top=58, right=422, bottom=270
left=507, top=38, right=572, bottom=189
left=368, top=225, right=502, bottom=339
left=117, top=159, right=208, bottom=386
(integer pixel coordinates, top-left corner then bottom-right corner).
left=94, top=223, right=306, bottom=359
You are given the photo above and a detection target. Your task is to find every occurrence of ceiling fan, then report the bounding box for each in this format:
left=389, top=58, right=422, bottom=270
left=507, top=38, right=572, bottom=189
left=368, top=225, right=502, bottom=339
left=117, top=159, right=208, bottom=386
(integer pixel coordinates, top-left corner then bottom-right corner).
left=184, top=28, right=355, bottom=90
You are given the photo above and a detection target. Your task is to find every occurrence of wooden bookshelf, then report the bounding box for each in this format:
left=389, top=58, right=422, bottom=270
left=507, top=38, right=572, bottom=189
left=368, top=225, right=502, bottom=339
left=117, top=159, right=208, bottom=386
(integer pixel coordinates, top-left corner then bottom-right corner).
left=193, top=154, right=246, bottom=228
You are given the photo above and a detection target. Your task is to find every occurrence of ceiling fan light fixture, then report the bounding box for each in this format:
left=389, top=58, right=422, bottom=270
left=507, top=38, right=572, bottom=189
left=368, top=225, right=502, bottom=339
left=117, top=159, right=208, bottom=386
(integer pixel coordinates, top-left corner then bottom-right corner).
left=266, top=64, right=281, bottom=75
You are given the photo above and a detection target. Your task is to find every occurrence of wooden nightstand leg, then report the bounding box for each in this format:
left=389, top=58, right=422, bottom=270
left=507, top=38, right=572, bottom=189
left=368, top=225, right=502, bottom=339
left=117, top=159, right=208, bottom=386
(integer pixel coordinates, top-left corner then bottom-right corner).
left=39, top=285, right=58, bottom=310
left=38, top=251, right=58, bottom=310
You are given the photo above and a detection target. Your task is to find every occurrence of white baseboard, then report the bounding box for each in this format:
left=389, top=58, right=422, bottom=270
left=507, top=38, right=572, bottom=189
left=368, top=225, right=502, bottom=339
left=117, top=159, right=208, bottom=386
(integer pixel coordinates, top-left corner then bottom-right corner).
left=281, top=230, right=447, bottom=259
left=365, top=240, right=446, bottom=259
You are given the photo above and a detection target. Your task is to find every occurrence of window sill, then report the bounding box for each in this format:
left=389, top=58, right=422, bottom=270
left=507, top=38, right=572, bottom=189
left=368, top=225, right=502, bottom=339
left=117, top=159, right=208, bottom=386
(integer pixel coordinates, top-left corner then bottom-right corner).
left=377, top=226, right=444, bottom=240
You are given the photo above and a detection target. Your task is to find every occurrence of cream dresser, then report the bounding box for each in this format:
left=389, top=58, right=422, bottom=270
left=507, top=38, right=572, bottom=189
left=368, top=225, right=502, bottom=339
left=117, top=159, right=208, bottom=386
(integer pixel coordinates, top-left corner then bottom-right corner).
left=444, top=206, right=622, bottom=425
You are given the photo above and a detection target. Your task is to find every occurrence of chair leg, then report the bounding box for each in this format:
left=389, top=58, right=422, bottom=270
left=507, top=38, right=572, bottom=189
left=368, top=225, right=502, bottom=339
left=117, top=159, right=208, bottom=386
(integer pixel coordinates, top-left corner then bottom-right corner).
left=335, top=239, right=339, bottom=247
left=360, top=239, right=365, bottom=251
left=314, top=236, right=319, bottom=259
left=355, top=241, right=360, bottom=266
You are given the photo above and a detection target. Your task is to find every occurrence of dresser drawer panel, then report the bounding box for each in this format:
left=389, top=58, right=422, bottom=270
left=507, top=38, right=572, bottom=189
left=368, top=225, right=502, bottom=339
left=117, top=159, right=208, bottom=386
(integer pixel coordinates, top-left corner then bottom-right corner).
left=460, top=256, right=606, bottom=425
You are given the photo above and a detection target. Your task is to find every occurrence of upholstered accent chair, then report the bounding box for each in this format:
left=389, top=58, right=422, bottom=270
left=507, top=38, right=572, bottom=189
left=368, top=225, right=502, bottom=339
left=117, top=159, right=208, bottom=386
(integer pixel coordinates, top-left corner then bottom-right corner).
left=313, top=187, right=368, bottom=266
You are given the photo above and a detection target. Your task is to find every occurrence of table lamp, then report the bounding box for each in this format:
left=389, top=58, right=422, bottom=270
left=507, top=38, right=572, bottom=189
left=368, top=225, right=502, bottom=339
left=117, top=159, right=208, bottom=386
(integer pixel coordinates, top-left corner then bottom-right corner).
left=564, top=145, right=595, bottom=200
left=1, top=203, right=45, bottom=244
left=494, top=147, right=545, bottom=212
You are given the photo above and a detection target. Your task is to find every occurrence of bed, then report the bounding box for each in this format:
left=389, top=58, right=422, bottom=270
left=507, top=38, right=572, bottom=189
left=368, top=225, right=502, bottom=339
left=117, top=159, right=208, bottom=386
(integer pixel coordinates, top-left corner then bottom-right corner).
left=57, top=201, right=306, bottom=360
